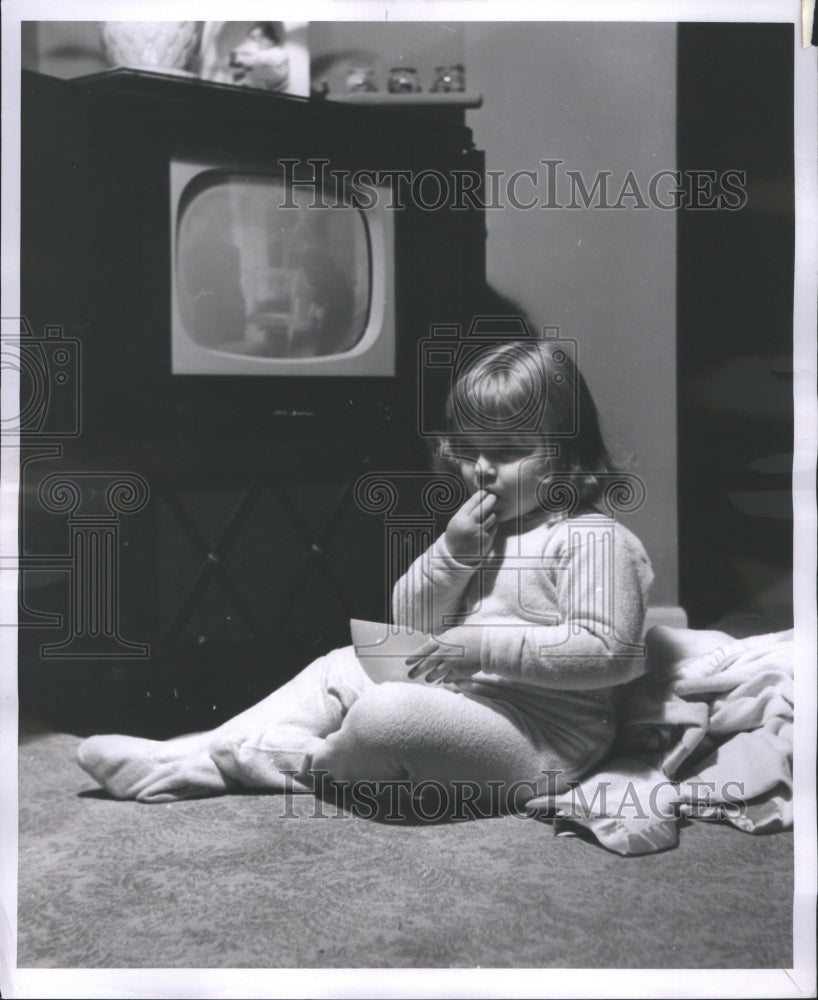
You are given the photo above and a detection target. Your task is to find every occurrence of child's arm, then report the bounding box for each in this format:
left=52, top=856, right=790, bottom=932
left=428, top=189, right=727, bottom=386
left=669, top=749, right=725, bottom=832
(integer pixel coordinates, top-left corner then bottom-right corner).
left=410, top=519, right=653, bottom=688
left=477, top=520, right=653, bottom=689
left=391, top=490, right=496, bottom=633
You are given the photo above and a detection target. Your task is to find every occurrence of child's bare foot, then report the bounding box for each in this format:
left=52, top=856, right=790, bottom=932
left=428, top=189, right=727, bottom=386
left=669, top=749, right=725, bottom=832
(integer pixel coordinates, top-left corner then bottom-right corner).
left=77, top=734, right=235, bottom=803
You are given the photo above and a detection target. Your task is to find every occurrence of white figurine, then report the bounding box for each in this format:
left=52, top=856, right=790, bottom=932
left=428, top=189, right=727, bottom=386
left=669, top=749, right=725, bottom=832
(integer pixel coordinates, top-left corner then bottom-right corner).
left=228, top=22, right=289, bottom=91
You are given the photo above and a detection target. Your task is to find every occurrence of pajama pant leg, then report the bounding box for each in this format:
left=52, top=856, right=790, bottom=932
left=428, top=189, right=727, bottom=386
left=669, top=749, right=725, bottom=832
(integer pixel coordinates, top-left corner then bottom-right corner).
left=214, top=645, right=568, bottom=810
left=210, top=645, right=374, bottom=790
left=309, top=680, right=571, bottom=814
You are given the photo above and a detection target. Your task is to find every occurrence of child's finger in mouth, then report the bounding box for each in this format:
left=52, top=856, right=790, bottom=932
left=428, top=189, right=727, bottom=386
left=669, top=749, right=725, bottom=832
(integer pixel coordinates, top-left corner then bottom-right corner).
left=476, top=492, right=498, bottom=519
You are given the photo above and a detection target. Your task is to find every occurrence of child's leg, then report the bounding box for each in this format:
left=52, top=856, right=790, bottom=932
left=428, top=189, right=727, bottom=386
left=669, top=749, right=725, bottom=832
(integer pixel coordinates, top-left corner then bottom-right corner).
left=306, top=681, right=568, bottom=816
left=209, top=646, right=371, bottom=789
left=77, top=646, right=372, bottom=802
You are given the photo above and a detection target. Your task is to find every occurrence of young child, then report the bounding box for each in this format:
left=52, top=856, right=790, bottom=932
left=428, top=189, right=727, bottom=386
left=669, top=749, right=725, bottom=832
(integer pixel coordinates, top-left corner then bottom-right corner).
left=77, top=338, right=654, bottom=813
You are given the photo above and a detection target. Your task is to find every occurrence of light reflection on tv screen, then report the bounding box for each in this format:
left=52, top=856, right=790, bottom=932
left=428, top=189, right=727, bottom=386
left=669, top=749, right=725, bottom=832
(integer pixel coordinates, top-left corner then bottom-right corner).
left=177, top=176, right=371, bottom=359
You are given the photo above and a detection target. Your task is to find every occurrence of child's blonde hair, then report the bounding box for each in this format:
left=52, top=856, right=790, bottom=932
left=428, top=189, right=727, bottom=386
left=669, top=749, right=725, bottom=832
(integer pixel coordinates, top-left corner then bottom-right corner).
left=435, top=338, right=616, bottom=508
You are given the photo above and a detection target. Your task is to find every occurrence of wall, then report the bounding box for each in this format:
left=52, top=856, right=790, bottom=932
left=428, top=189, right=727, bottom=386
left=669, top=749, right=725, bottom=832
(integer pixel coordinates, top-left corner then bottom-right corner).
left=21, top=22, right=108, bottom=77
left=464, top=22, right=678, bottom=608
left=309, top=21, right=464, bottom=94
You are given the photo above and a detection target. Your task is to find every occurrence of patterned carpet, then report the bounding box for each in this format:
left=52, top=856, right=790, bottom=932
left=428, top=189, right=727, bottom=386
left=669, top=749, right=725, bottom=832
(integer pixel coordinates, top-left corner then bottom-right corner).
left=16, top=719, right=793, bottom=970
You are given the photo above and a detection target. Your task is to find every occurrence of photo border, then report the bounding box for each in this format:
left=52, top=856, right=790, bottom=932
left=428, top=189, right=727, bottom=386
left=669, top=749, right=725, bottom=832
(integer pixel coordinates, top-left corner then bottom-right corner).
left=2, top=2, right=815, bottom=998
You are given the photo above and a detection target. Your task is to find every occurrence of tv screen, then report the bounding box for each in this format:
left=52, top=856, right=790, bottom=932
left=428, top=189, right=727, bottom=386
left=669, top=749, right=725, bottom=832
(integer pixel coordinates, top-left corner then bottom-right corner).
left=171, top=160, right=396, bottom=376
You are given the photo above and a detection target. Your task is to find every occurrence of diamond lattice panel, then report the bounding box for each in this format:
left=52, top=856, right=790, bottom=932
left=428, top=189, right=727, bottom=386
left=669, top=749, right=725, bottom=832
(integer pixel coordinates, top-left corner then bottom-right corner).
left=221, top=487, right=308, bottom=632
left=157, top=475, right=366, bottom=649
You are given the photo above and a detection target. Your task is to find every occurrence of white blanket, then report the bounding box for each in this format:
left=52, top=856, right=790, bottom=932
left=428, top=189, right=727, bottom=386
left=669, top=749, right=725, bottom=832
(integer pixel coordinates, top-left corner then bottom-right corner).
left=526, top=629, right=794, bottom=855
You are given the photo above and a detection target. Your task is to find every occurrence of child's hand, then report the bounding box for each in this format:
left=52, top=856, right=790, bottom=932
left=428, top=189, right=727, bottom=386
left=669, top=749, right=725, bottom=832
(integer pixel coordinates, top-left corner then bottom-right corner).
left=406, top=626, right=483, bottom=683
left=444, top=489, right=497, bottom=564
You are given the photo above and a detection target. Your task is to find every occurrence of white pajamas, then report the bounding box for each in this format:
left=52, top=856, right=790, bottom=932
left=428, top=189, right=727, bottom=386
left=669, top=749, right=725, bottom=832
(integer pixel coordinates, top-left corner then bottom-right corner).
left=212, top=511, right=654, bottom=803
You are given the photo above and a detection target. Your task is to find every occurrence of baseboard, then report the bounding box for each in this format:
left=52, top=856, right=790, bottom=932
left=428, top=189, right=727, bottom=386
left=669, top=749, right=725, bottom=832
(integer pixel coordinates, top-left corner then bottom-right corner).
left=643, top=605, right=689, bottom=634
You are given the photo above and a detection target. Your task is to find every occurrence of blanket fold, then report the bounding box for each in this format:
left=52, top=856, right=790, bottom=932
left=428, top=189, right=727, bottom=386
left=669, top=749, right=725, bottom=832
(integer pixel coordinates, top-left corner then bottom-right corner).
left=526, top=629, right=794, bottom=854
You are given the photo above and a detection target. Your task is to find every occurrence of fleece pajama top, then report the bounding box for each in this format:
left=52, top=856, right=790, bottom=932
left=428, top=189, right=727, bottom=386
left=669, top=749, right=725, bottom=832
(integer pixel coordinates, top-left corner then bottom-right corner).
left=392, top=510, right=654, bottom=778
left=211, top=509, right=654, bottom=802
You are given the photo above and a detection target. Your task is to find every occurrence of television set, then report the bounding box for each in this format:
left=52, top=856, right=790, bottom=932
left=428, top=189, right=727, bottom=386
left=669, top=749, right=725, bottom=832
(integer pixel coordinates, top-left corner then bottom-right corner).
left=18, top=66, right=487, bottom=703
left=170, top=159, right=396, bottom=377
left=21, top=68, right=485, bottom=458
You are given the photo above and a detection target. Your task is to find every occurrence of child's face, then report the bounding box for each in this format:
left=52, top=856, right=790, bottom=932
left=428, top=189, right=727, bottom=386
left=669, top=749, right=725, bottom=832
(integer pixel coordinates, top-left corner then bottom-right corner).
left=455, top=440, right=549, bottom=522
